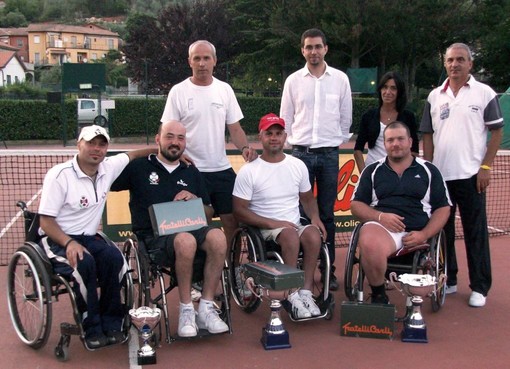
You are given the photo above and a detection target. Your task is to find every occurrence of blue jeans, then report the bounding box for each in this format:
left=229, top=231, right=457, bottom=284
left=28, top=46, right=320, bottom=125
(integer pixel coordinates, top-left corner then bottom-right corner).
left=292, top=147, right=339, bottom=265
left=445, top=176, right=491, bottom=295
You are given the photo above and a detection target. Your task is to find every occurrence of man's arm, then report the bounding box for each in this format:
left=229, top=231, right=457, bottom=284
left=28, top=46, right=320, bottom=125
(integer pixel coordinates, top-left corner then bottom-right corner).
left=227, top=122, right=258, bottom=162
left=477, top=127, right=503, bottom=192
left=232, top=196, right=296, bottom=230
left=422, top=133, right=434, bottom=162
left=338, top=76, right=353, bottom=144
left=299, top=190, right=326, bottom=238
left=350, top=200, right=405, bottom=233
left=125, top=147, right=157, bottom=161
left=39, top=215, right=86, bottom=268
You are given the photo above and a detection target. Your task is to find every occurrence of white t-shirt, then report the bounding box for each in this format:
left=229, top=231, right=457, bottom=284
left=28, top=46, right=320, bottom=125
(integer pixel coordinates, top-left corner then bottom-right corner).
left=161, top=77, right=244, bottom=172
left=38, top=153, right=130, bottom=235
left=365, top=122, right=386, bottom=166
left=233, top=155, right=311, bottom=224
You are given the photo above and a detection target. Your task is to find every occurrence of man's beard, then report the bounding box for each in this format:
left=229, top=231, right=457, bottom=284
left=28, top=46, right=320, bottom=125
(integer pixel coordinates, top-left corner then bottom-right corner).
left=160, top=145, right=181, bottom=162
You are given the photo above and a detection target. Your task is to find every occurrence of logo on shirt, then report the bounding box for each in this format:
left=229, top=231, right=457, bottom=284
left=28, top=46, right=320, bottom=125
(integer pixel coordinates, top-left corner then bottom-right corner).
left=79, top=196, right=89, bottom=209
left=149, top=172, right=159, bottom=185
left=469, top=105, right=480, bottom=113
left=177, top=179, right=188, bottom=187
left=415, top=174, right=421, bottom=178
left=439, top=103, right=449, bottom=120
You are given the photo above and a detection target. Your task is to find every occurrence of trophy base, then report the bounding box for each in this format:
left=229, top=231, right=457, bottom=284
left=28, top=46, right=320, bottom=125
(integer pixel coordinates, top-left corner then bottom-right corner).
left=260, top=328, right=291, bottom=350
left=137, top=353, right=157, bottom=365
left=401, top=325, right=428, bottom=343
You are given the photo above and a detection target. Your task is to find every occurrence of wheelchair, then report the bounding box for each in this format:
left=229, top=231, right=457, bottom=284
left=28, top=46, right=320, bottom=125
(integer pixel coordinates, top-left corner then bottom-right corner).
left=229, top=224, right=335, bottom=321
left=344, top=223, right=447, bottom=319
left=122, top=232, right=233, bottom=344
left=7, top=202, right=134, bottom=361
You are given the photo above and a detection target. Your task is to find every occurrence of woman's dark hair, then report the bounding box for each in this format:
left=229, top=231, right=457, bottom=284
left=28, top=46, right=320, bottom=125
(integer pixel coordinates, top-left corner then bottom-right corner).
left=377, top=71, right=407, bottom=112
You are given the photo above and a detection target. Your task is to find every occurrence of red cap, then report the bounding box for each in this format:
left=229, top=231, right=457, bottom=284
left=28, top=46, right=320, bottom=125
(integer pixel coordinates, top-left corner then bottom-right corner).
left=259, top=113, right=285, bottom=132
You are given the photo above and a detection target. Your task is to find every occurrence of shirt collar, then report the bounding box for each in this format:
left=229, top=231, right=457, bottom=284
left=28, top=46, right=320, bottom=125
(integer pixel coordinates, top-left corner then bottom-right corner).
left=72, top=154, right=105, bottom=179
left=441, top=74, right=473, bottom=93
left=300, top=62, right=331, bottom=78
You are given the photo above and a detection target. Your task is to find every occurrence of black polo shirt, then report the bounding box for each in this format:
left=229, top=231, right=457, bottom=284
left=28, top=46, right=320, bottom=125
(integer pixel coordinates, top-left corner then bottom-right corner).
left=352, top=157, right=450, bottom=231
left=111, top=154, right=210, bottom=235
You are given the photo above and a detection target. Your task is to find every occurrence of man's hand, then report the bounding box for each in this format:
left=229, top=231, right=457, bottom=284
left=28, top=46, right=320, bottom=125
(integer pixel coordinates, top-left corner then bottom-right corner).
left=378, top=212, right=405, bottom=233
left=174, top=190, right=197, bottom=201
left=180, top=153, right=195, bottom=166
left=477, top=168, right=491, bottom=193
left=66, top=240, right=86, bottom=269
left=402, top=231, right=428, bottom=248
left=243, top=147, right=258, bottom=162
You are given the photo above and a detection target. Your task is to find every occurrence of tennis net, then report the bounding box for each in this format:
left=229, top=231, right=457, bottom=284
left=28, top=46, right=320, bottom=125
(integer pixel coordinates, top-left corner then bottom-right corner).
left=1, top=150, right=509, bottom=266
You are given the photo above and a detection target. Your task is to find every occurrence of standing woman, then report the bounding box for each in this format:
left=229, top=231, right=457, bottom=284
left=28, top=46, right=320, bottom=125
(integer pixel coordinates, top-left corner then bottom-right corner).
left=354, top=71, right=419, bottom=172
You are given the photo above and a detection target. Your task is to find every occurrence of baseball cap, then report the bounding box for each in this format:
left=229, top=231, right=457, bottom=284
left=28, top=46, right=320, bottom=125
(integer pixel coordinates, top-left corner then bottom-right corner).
left=78, top=125, right=110, bottom=143
left=259, top=113, right=285, bottom=132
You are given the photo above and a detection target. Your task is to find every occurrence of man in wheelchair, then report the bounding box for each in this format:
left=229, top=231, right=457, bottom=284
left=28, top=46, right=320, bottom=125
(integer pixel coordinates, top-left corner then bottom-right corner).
left=350, top=121, right=451, bottom=304
left=233, top=113, right=326, bottom=319
left=111, top=120, right=229, bottom=337
left=38, top=125, right=156, bottom=349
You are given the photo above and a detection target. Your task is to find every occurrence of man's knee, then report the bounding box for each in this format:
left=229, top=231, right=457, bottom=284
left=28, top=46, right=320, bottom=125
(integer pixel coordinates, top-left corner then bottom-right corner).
left=203, top=228, right=227, bottom=257
left=174, top=233, right=197, bottom=259
left=276, top=228, right=300, bottom=253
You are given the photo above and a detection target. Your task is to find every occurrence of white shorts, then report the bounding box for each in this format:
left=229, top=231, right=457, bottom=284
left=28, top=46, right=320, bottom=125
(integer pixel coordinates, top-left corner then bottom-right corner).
left=362, top=221, right=408, bottom=251
left=260, top=224, right=317, bottom=244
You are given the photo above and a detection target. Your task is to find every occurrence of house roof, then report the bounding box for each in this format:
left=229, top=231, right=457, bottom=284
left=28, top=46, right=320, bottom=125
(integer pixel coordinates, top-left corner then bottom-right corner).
left=0, top=27, right=28, bottom=36
left=0, top=43, right=19, bottom=51
left=0, top=50, right=27, bottom=71
left=27, top=23, right=119, bottom=37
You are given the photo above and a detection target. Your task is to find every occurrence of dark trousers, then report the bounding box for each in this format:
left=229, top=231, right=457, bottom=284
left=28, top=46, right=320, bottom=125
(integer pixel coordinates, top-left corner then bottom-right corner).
left=445, top=176, right=492, bottom=295
left=47, top=235, right=125, bottom=335
left=292, top=147, right=339, bottom=266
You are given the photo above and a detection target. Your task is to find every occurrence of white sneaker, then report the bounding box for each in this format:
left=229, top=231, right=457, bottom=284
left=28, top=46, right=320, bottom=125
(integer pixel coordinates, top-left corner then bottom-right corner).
left=197, top=303, right=229, bottom=334
left=178, top=307, right=198, bottom=337
left=299, top=290, right=321, bottom=316
left=445, top=285, right=457, bottom=295
left=468, top=291, right=486, bottom=307
left=288, top=291, right=311, bottom=319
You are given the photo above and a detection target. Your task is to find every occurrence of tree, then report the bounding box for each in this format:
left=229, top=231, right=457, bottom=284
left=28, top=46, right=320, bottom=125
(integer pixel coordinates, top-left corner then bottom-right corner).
left=123, top=0, right=236, bottom=92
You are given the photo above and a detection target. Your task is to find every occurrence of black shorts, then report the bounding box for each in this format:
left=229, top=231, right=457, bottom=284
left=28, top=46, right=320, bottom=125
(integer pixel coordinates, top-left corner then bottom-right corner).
left=144, top=227, right=211, bottom=268
left=202, top=168, right=236, bottom=215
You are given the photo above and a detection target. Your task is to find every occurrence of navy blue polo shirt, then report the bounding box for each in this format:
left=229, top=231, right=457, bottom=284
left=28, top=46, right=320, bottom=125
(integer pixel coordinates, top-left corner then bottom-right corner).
left=352, top=157, right=450, bottom=231
left=111, top=154, right=210, bottom=235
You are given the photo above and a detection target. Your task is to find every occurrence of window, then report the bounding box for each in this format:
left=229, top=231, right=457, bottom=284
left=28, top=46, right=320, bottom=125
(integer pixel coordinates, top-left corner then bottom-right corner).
left=81, top=100, right=95, bottom=109
left=17, top=39, right=23, bottom=47
left=92, top=53, right=97, bottom=60
left=71, top=36, right=77, bottom=47
left=6, top=75, right=11, bottom=85
left=107, top=38, right=114, bottom=49
left=34, top=52, right=40, bottom=64
left=34, top=35, right=40, bottom=44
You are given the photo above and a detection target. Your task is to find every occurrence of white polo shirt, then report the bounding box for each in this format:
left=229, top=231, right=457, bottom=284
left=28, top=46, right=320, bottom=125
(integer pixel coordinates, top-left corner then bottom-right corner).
left=420, top=76, right=504, bottom=181
left=38, top=153, right=130, bottom=235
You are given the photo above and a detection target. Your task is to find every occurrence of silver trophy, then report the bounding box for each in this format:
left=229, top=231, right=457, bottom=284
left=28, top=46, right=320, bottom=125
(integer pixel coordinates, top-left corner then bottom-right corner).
left=129, top=306, right=162, bottom=365
left=389, top=273, right=444, bottom=343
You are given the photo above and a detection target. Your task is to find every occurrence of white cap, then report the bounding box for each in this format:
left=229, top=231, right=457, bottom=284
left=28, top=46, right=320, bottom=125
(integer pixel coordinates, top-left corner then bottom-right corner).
left=78, top=125, right=110, bottom=143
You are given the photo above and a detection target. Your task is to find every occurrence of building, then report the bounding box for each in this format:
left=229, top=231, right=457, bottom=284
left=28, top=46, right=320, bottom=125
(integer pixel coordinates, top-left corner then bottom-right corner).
left=0, top=44, right=28, bottom=86
left=27, top=23, right=120, bottom=66
left=0, top=27, right=29, bottom=62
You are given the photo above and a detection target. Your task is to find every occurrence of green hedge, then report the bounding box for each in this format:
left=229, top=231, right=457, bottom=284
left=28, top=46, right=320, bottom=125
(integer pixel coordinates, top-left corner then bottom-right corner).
left=0, top=97, right=424, bottom=141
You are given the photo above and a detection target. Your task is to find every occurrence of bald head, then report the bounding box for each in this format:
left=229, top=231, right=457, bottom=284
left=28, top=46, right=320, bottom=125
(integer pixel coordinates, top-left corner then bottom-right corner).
left=157, top=120, right=186, bottom=163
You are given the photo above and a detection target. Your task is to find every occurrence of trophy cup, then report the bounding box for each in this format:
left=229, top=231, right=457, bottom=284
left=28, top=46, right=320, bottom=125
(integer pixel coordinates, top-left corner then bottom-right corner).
left=389, top=273, right=444, bottom=343
left=129, top=306, right=162, bottom=365
left=260, top=299, right=291, bottom=350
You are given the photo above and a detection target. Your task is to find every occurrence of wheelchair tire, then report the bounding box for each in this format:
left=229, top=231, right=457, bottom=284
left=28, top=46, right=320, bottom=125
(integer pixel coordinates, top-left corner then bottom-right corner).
left=7, top=244, right=52, bottom=349
left=123, top=238, right=143, bottom=309
left=344, top=224, right=363, bottom=302
left=229, top=227, right=265, bottom=313
left=430, top=230, right=447, bottom=312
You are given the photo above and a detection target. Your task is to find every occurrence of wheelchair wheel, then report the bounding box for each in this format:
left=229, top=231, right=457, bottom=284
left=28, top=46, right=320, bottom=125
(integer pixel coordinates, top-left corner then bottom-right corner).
left=123, top=238, right=143, bottom=309
left=430, top=230, right=447, bottom=312
left=344, top=224, right=364, bottom=302
left=7, top=244, right=52, bottom=349
left=229, top=227, right=265, bottom=313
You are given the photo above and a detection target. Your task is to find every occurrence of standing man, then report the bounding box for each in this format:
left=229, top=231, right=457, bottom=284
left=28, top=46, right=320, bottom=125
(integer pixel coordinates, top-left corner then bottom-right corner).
left=233, top=113, right=326, bottom=318
left=38, top=125, right=155, bottom=349
left=111, top=121, right=229, bottom=337
left=280, top=28, right=352, bottom=290
left=351, top=122, right=451, bottom=304
left=161, top=40, right=258, bottom=243
left=421, top=43, right=504, bottom=307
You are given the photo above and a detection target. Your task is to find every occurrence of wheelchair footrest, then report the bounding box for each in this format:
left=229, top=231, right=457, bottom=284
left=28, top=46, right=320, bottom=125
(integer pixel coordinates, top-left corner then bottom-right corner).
left=60, top=322, right=81, bottom=336
left=340, top=301, right=395, bottom=340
